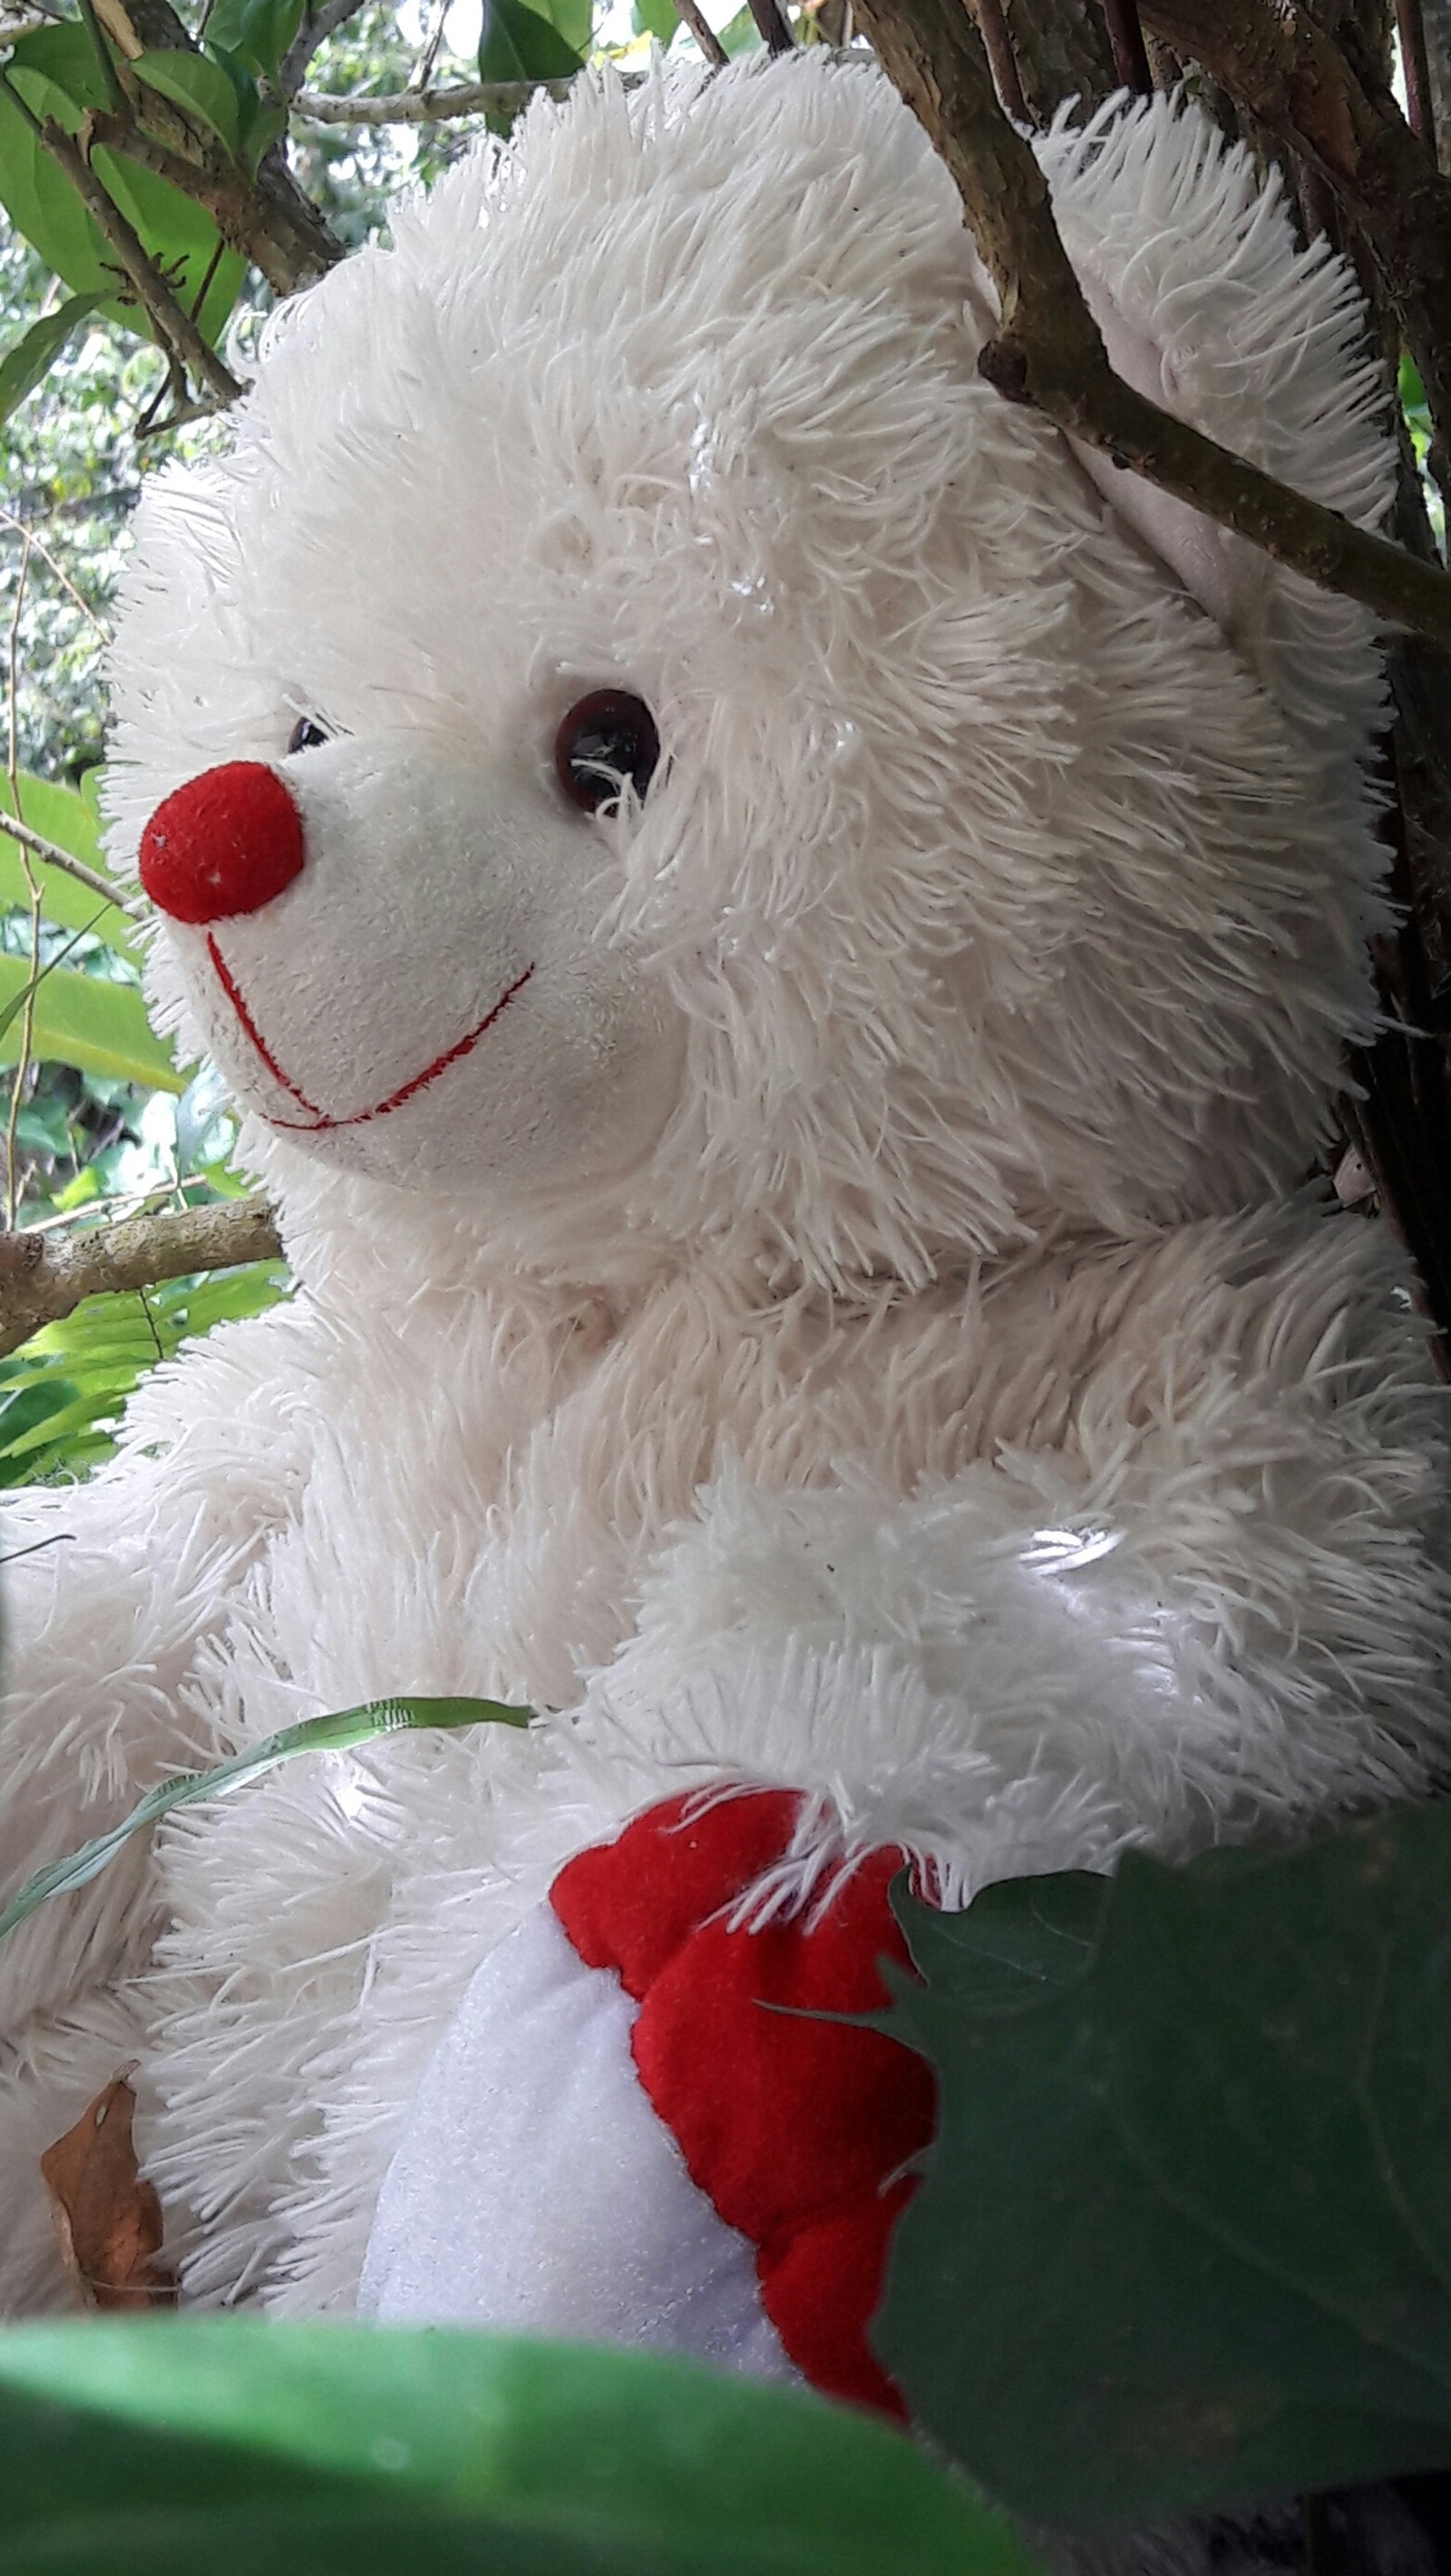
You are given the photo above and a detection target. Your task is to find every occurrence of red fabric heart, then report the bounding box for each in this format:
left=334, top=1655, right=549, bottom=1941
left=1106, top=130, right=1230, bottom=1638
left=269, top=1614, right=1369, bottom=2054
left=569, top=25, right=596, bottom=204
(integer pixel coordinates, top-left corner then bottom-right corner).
left=550, top=1789, right=935, bottom=2416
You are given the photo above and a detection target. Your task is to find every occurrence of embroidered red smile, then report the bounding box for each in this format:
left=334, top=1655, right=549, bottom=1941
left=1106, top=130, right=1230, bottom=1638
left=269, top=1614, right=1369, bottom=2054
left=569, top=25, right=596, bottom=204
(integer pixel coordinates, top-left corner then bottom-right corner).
left=207, top=935, right=537, bottom=1133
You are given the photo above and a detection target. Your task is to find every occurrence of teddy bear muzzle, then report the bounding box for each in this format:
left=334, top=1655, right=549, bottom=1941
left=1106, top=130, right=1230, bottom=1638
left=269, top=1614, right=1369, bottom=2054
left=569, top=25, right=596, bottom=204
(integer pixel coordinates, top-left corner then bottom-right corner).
left=139, top=761, right=307, bottom=926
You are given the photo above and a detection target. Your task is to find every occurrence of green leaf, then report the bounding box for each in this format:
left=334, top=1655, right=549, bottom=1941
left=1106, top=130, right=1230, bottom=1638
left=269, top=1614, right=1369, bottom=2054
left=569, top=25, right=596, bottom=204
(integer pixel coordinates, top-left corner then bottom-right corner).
left=716, top=6, right=763, bottom=53
left=0, top=57, right=114, bottom=304
left=0, top=1263, right=287, bottom=1485
left=531, top=0, right=595, bottom=63
left=478, top=0, right=585, bottom=91
left=204, top=0, right=305, bottom=85
left=874, top=1809, right=1451, bottom=2532
left=0, top=952, right=180, bottom=1090
left=0, top=29, right=243, bottom=340
left=0, top=907, right=117, bottom=1048
left=0, top=292, right=104, bottom=426
left=131, top=49, right=244, bottom=155
left=0, top=1696, right=532, bottom=1945
left=242, top=96, right=287, bottom=170
left=0, top=773, right=140, bottom=969
left=0, top=2319, right=1045, bottom=2575
left=633, top=0, right=678, bottom=41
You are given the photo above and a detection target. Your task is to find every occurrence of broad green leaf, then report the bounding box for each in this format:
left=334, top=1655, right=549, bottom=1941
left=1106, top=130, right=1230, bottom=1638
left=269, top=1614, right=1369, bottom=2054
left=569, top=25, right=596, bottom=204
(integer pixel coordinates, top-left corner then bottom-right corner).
left=530, top=0, right=595, bottom=63
left=633, top=0, right=679, bottom=40
left=0, top=952, right=180, bottom=1089
left=0, top=291, right=103, bottom=425
left=0, top=29, right=243, bottom=340
left=0, top=773, right=140, bottom=974
left=0, top=908, right=117, bottom=1047
left=716, top=6, right=763, bottom=52
left=875, top=1810, right=1451, bottom=2531
left=0, top=2320, right=1045, bottom=2575
left=0, top=1696, right=531, bottom=1944
left=203, top=0, right=305, bottom=86
left=478, top=0, right=585, bottom=92
left=131, top=48, right=244, bottom=155
left=0, top=61, right=113, bottom=305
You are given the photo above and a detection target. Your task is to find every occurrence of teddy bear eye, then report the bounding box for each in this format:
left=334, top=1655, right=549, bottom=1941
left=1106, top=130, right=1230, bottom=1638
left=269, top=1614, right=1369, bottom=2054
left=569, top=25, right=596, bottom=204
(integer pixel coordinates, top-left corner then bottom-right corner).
left=555, top=691, right=660, bottom=814
left=287, top=717, right=330, bottom=754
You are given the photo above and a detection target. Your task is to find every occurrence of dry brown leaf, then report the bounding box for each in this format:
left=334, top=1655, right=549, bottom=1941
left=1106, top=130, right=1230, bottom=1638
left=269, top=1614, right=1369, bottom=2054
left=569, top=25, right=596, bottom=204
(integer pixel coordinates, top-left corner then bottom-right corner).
left=41, top=2075, right=175, bottom=2310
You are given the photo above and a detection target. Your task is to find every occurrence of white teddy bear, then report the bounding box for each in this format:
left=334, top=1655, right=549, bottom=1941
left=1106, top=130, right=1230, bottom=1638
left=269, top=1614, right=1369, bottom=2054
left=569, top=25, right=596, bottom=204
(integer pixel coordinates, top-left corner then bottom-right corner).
left=1, top=47, right=1448, bottom=2420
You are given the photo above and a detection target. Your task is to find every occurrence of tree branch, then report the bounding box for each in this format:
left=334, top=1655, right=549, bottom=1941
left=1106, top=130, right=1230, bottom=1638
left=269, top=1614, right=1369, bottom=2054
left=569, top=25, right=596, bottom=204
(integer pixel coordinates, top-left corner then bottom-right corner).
left=279, top=0, right=369, bottom=96
left=672, top=0, right=729, bottom=69
left=0, top=1195, right=282, bottom=1357
left=35, top=114, right=242, bottom=403
left=849, top=0, right=1451, bottom=646
left=0, top=808, right=139, bottom=916
left=292, top=75, right=579, bottom=122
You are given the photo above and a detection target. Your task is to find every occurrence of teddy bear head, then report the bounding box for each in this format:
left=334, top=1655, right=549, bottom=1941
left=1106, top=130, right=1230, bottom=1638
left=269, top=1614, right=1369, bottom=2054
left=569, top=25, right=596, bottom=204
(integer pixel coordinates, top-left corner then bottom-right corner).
left=106, top=55, right=1391, bottom=1294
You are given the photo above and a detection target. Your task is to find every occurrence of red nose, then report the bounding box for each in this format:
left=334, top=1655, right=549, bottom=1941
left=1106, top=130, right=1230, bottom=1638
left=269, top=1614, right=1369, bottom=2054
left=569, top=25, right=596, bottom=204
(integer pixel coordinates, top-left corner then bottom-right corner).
left=139, top=762, right=306, bottom=925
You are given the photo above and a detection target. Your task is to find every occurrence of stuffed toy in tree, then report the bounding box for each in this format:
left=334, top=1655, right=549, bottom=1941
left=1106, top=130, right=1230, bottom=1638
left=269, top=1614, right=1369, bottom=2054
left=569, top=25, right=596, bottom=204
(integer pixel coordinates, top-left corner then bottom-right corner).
left=0, top=53, right=1446, bottom=2421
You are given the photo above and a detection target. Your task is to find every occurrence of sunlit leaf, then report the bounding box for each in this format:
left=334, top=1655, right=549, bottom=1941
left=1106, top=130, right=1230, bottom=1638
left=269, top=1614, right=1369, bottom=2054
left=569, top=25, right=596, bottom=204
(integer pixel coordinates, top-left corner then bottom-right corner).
left=0, top=773, right=139, bottom=969
left=0, top=953, right=180, bottom=1090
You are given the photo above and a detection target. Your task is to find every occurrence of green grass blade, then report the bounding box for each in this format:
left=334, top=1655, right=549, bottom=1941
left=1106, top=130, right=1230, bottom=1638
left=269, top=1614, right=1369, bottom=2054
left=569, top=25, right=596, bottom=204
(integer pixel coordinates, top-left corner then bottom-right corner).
left=0, top=1696, right=531, bottom=1946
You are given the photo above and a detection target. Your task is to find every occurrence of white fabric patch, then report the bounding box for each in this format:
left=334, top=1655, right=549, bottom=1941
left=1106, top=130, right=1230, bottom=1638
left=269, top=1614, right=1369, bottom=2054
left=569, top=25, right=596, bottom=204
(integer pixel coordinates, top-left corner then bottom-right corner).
left=358, top=1900, right=799, bottom=2382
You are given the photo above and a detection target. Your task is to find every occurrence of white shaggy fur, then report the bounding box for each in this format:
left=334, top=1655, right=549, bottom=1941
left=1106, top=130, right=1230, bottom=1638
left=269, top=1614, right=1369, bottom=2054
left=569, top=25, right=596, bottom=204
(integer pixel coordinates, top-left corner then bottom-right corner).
left=1, top=55, right=1447, bottom=2335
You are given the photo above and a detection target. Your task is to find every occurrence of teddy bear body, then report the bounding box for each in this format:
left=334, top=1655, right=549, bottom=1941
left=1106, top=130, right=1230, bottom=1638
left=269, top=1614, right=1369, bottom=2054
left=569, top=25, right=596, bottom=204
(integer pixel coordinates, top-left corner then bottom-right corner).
left=1, top=55, right=1448, bottom=2376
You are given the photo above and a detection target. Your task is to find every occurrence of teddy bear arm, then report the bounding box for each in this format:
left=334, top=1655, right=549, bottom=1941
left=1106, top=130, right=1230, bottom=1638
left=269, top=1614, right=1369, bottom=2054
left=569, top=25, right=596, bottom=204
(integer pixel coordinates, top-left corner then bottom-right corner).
left=0, top=1301, right=321, bottom=2024
left=589, top=1312, right=1451, bottom=1894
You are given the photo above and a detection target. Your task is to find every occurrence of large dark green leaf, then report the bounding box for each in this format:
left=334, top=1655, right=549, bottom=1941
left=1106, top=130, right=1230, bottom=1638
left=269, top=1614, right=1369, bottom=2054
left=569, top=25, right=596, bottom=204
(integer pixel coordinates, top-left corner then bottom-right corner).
left=873, top=1809, right=1451, bottom=2531
left=0, top=2321, right=1046, bottom=2575
left=478, top=0, right=585, bottom=91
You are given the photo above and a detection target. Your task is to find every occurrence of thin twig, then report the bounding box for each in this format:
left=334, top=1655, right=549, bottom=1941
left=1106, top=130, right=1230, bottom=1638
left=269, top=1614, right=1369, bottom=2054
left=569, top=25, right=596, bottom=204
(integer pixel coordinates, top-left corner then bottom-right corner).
left=408, top=0, right=449, bottom=93
left=672, top=0, right=729, bottom=67
left=293, top=74, right=584, bottom=120
left=850, top=0, right=1451, bottom=646
left=0, top=508, right=109, bottom=640
left=1102, top=0, right=1153, bottom=93
left=0, top=808, right=139, bottom=917
left=971, top=0, right=1028, bottom=124
left=745, top=0, right=794, bottom=52
left=5, top=531, right=38, bottom=1230
left=0, top=1194, right=282, bottom=1356
left=1397, top=0, right=1436, bottom=160
left=278, top=0, right=370, bottom=97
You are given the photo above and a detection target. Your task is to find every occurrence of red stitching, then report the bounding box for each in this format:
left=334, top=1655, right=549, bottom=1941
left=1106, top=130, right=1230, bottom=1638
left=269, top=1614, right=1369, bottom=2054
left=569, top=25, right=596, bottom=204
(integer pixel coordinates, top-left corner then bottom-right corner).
left=208, top=940, right=537, bottom=1134
left=207, top=935, right=326, bottom=1119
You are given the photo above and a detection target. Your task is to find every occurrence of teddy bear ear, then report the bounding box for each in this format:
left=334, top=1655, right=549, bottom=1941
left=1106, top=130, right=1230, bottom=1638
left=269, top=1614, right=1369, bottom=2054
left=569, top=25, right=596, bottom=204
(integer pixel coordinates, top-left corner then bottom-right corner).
left=1037, top=93, right=1396, bottom=728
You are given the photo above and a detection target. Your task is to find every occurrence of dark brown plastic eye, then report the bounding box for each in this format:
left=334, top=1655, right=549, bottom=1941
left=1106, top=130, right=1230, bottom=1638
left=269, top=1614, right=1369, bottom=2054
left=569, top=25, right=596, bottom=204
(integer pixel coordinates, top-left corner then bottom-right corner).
left=287, top=717, right=329, bottom=753
left=555, top=690, right=660, bottom=814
